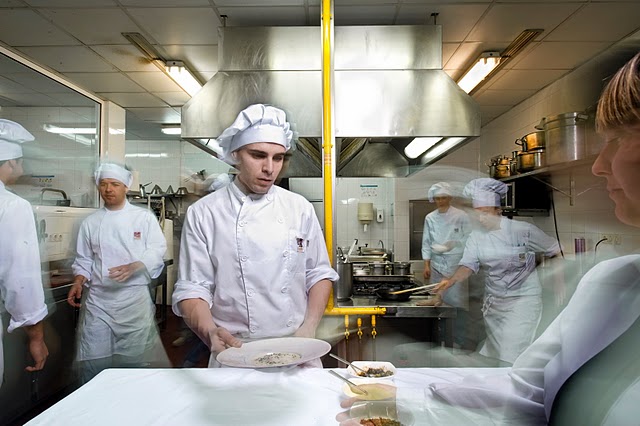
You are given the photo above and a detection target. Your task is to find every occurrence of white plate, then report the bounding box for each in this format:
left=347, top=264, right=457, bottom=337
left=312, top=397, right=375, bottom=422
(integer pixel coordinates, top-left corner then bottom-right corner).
left=216, top=337, right=331, bottom=368
left=347, top=361, right=397, bottom=380
left=349, top=401, right=414, bottom=425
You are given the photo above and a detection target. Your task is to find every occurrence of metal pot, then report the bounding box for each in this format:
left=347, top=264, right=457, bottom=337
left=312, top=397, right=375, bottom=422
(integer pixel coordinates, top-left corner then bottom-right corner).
left=540, top=112, right=589, bottom=165
left=516, top=131, right=545, bottom=152
left=392, top=262, right=411, bottom=276
left=369, top=262, right=388, bottom=276
left=517, top=149, right=545, bottom=172
left=494, top=164, right=510, bottom=178
left=375, top=286, right=412, bottom=302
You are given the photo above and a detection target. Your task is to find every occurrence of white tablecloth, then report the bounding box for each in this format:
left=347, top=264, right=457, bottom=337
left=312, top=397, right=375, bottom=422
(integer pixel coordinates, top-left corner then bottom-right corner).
left=26, top=367, right=525, bottom=426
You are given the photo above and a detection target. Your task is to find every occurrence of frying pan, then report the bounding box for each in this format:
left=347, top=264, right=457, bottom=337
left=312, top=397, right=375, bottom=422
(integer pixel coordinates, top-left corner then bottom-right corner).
left=375, top=286, right=412, bottom=302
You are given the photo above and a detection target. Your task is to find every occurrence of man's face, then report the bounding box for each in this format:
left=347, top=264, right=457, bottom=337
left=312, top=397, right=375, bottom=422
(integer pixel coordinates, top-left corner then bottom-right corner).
left=474, top=206, right=501, bottom=229
left=434, top=195, right=451, bottom=211
left=5, top=158, right=24, bottom=185
left=234, top=142, right=287, bottom=194
left=99, top=178, right=128, bottom=209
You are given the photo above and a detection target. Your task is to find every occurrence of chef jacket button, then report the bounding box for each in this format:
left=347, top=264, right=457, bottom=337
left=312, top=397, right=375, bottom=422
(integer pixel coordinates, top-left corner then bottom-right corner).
left=241, top=256, right=248, bottom=262
left=247, top=290, right=254, bottom=297
left=281, top=287, right=288, bottom=293
left=277, top=217, right=284, bottom=223
left=250, top=326, right=257, bottom=333
left=239, top=221, right=244, bottom=227
left=282, top=251, right=289, bottom=257
left=267, top=195, right=273, bottom=201
left=286, top=320, right=293, bottom=327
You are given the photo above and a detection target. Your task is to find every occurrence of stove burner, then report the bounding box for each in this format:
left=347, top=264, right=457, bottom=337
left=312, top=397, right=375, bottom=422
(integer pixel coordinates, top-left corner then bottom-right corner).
left=352, top=281, right=414, bottom=296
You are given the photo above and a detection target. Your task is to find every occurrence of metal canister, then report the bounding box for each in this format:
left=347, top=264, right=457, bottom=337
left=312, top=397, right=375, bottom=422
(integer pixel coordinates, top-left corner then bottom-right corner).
left=335, top=261, right=353, bottom=301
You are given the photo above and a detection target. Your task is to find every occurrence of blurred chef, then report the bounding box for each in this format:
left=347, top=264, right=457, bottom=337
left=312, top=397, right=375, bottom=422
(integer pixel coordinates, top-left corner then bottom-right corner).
left=67, top=162, right=167, bottom=382
left=434, top=178, right=560, bottom=363
left=172, top=104, right=338, bottom=367
left=0, top=119, right=48, bottom=384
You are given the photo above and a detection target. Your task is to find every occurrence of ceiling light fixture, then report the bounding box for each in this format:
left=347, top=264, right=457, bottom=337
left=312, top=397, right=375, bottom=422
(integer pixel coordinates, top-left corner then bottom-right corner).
left=154, top=59, right=202, bottom=97
left=161, top=125, right=182, bottom=135
left=422, top=137, right=467, bottom=163
left=457, top=29, right=543, bottom=95
left=404, top=137, right=442, bottom=159
left=43, top=124, right=96, bottom=134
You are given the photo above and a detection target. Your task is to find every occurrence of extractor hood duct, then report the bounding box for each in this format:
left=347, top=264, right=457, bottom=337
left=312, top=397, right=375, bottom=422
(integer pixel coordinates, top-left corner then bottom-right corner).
left=182, top=26, right=481, bottom=177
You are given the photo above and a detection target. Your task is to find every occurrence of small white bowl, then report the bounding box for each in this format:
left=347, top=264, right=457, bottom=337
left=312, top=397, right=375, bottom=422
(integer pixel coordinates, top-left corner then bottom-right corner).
left=341, top=378, right=396, bottom=399
left=346, top=361, right=396, bottom=380
left=349, top=401, right=415, bottom=425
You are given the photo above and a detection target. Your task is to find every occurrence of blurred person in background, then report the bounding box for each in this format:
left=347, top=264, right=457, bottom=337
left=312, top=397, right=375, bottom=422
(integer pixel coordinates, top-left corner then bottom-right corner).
left=172, top=104, right=338, bottom=367
left=420, top=182, right=473, bottom=349
left=0, top=119, right=48, bottom=385
left=67, top=162, right=168, bottom=382
left=434, top=178, right=560, bottom=364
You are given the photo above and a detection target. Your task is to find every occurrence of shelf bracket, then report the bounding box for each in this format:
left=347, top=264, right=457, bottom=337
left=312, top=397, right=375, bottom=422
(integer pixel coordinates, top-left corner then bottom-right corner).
left=532, top=173, right=595, bottom=207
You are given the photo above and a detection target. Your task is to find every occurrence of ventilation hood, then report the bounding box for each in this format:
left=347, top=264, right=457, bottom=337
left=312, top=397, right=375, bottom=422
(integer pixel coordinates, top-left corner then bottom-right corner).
left=182, top=25, right=480, bottom=177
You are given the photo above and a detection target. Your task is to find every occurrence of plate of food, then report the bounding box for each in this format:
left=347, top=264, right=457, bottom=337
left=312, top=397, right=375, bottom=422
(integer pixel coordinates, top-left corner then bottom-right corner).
left=349, top=401, right=414, bottom=426
left=342, top=378, right=396, bottom=399
left=216, top=337, right=331, bottom=368
left=347, top=361, right=397, bottom=380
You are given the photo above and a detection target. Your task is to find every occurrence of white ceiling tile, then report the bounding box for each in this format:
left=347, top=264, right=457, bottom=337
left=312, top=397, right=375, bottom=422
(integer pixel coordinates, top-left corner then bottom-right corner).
left=546, top=3, right=640, bottom=42
left=0, top=9, right=80, bottom=46
left=0, top=92, right=63, bottom=107
left=441, top=43, right=459, bottom=66
left=0, top=75, right=36, bottom=94
left=63, top=72, right=145, bottom=93
left=480, top=105, right=511, bottom=124
left=162, top=45, right=219, bottom=72
left=24, top=0, right=116, bottom=6
left=333, top=5, right=397, bottom=25
left=487, top=69, right=568, bottom=91
left=4, top=73, right=71, bottom=93
left=153, top=91, right=191, bottom=107
left=467, top=3, right=582, bottom=42
left=217, top=6, right=307, bottom=26
left=16, top=46, right=116, bottom=72
left=396, top=4, right=490, bottom=42
left=127, top=107, right=181, bottom=123
left=127, top=71, right=183, bottom=92
left=215, top=0, right=304, bottom=5
left=127, top=7, right=220, bottom=45
left=474, top=89, right=537, bottom=106
left=443, top=41, right=496, bottom=71
left=38, top=8, right=140, bottom=45
left=97, top=92, right=169, bottom=108
left=91, top=45, right=160, bottom=72
left=511, top=41, right=611, bottom=70
left=47, top=93, right=99, bottom=107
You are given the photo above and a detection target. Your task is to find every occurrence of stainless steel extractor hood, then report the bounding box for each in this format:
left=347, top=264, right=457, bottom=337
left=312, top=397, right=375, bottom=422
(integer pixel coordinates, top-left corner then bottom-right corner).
left=182, top=25, right=481, bottom=177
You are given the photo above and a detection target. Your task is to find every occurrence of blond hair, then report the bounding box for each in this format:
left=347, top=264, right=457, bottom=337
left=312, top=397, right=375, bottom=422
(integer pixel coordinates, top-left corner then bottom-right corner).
left=596, top=52, right=640, bottom=132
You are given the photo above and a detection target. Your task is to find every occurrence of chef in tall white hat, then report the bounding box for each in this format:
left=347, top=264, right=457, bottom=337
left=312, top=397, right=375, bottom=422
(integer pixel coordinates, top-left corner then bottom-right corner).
left=433, top=177, right=560, bottom=363
left=419, top=182, right=472, bottom=346
left=173, top=104, right=338, bottom=367
left=67, top=162, right=168, bottom=382
left=0, top=119, right=49, bottom=385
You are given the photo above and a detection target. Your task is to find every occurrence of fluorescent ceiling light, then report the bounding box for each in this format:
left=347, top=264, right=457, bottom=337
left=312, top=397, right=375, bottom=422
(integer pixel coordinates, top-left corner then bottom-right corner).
left=404, top=137, right=442, bottom=159
left=43, top=124, right=96, bottom=135
left=161, top=126, right=181, bottom=135
left=155, top=60, right=202, bottom=97
left=125, top=153, right=169, bottom=158
left=423, top=137, right=467, bottom=162
left=457, top=52, right=501, bottom=94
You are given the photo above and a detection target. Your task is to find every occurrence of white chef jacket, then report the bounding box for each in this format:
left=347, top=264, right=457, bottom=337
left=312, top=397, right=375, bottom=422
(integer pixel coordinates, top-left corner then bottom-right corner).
left=421, top=205, right=471, bottom=277
left=510, top=254, right=640, bottom=421
left=0, top=181, right=48, bottom=384
left=172, top=181, right=338, bottom=340
left=459, top=217, right=560, bottom=298
left=72, top=201, right=166, bottom=360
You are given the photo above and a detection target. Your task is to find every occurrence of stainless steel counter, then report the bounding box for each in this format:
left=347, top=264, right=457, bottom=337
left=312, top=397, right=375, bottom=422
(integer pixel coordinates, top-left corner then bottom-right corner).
left=337, top=295, right=457, bottom=318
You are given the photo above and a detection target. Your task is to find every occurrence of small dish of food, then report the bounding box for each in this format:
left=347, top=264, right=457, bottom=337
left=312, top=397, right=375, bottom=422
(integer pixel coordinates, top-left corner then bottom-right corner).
left=347, top=361, right=396, bottom=380
left=342, top=378, right=396, bottom=400
left=349, top=401, right=414, bottom=426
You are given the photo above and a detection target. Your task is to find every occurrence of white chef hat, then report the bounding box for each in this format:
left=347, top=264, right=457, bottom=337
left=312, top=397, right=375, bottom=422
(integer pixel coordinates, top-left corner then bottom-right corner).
left=0, top=119, right=35, bottom=161
left=208, top=173, right=231, bottom=192
left=94, top=163, right=133, bottom=187
left=217, top=104, right=293, bottom=165
left=463, top=178, right=508, bottom=208
left=428, top=182, right=453, bottom=202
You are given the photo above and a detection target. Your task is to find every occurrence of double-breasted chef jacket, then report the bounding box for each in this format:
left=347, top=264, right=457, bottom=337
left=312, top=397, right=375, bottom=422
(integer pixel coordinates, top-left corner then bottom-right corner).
left=172, top=180, right=338, bottom=340
left=0, top=181, right=48, bottom=383
left=72, top=201, right=166, bottom=360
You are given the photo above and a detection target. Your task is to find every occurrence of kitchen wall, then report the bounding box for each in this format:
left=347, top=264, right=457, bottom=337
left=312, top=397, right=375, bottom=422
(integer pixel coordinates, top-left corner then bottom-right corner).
left=393, top=38, right=640, bottom=270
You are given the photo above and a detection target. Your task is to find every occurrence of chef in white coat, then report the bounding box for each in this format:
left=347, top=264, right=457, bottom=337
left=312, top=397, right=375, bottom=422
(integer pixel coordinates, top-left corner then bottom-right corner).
left=0, top=119, right=49, bottom=386
left=172, top=104, right=338, bottom=367
left=67, top=163, right=167, bottom=382
left=434, top=178, right=560, bottom=363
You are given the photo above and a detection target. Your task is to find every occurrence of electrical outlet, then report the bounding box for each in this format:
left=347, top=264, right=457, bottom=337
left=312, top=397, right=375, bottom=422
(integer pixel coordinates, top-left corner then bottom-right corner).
left=601, top=234, right=622, bottom=245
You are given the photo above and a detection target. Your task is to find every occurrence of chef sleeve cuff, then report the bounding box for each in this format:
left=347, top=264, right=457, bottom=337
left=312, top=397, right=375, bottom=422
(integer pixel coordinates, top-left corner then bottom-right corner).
left=171, top=281, right=214, bottom=317
left=7, top=305, right=48, bottom=333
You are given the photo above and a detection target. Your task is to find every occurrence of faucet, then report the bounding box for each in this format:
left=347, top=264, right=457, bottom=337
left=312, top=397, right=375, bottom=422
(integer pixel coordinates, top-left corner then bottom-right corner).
left=378, top=240, right=384, bottom=250
left=337, top=247, right=345, bottom=261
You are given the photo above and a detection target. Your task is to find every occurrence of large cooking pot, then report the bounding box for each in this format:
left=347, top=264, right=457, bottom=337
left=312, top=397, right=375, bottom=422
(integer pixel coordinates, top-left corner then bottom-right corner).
left=392, top=262, right=411, bottom=276
left=517, top=149, right=545, bottom=172
left=516, top=131, right=545, bottom=152
left=539, top=112, right=589, bottom=165
left=375, top=286, right=412, bottom=302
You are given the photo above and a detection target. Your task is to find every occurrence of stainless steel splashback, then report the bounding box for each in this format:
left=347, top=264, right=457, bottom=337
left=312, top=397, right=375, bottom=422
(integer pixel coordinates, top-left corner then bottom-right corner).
left=182, top=25, right=481, bottom=177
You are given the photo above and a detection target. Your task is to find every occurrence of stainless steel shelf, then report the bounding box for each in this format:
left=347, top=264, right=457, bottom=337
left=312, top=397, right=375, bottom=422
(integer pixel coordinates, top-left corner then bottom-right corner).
left=500, top=155, right=597, bottom=182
